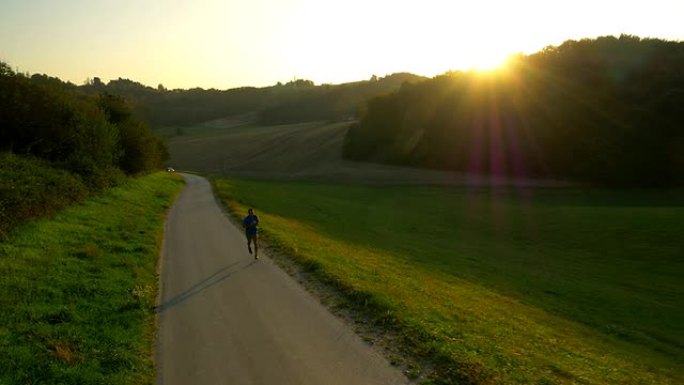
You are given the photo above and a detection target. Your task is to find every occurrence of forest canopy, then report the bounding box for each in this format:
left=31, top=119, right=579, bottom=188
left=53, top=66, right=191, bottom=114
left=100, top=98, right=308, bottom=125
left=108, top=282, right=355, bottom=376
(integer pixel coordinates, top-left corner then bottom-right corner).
left=343, top=35, right=684, bottom=187
left=0, top=62, right=167, bottom=182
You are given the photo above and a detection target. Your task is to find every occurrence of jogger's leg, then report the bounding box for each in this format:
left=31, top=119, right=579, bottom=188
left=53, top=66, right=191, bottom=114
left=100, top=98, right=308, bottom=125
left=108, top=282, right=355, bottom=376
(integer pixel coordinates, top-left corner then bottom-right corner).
left=254, top=235, right=258, bottom=258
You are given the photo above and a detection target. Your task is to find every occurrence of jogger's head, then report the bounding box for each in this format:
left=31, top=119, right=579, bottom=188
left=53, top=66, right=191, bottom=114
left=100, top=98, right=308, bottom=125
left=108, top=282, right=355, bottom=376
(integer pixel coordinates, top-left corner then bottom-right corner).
left=248, top=208, right=254, bottom=215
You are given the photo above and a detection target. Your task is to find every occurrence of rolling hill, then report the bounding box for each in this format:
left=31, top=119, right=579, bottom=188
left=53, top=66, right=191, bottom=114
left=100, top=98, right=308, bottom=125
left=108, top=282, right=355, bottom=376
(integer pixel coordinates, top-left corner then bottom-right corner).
left=168, top=119, right=568, bottom=187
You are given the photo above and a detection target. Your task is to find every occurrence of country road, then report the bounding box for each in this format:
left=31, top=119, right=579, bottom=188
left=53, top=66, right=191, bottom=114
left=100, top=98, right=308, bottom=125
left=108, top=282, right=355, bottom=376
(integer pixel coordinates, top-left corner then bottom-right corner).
left=155, top=174, right=409, bottom=385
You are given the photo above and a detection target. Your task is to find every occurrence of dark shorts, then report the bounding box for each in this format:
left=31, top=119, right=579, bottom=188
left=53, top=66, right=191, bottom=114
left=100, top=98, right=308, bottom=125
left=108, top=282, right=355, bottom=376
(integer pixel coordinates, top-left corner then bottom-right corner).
left=246, top=232, right=258, bottom=240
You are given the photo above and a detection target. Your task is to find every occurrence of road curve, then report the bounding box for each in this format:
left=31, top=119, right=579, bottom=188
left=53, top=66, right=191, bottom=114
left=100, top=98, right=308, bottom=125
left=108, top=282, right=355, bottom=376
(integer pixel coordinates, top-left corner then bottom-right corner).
left=156, top=174, right=408, bottom=385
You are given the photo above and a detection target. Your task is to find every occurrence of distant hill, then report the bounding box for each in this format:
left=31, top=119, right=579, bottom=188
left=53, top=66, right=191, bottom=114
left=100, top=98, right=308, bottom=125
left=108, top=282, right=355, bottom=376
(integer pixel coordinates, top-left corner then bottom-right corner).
left=77, top=73, right=426, bottom=128
left=256, top=73, right=426, bottom=125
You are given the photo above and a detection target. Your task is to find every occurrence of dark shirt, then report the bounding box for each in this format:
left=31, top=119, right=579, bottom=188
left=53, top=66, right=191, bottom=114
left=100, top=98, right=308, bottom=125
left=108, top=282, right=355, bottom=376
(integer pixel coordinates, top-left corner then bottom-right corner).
left=243, top=214, right=259, bottom=235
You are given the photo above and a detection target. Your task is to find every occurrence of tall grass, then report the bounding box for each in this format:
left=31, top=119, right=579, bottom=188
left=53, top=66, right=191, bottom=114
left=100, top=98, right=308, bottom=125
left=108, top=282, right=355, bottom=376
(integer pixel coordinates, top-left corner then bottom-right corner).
left=0, top=172, right=183, bottom=384
left=213, top=177, right=683, bottom=385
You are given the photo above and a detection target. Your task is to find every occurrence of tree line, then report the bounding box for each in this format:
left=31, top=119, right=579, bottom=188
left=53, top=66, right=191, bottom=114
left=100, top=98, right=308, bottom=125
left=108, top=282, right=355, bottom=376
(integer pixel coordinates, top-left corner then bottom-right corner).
left=344, top=35, right=684, bottom=187
left=256, top=73, right=425, bottom=125
left=1, top=63, right=421, bottom=237
left=0, top=62, right=168, bottom=237
left=77, top=74, right=425, bottom=129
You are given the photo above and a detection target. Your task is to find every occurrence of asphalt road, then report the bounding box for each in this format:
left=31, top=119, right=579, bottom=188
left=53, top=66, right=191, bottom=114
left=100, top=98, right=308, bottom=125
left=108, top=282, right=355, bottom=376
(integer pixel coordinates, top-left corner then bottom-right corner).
left=156, top=174, right=409, bottom=385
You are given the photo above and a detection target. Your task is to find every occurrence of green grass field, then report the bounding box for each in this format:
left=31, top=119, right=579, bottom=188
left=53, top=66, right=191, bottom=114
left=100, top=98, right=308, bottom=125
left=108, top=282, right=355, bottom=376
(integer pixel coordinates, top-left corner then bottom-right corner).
left=0, top=172, right=184, bottom=384
left=213, top=177, right=683, bottom=385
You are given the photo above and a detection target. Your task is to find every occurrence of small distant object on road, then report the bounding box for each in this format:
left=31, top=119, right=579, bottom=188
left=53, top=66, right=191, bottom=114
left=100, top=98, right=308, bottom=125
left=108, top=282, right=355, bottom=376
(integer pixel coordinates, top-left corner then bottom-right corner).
left=166, top=167, right=175, bottom=172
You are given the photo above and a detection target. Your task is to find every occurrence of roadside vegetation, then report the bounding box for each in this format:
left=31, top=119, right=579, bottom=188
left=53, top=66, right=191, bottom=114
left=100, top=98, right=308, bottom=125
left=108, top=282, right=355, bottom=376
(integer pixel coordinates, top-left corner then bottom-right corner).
left=213, top=177, right=683, bottom=385
left=0, top=153, right=92, bottom=238
left=0, top=172, right=183, bottom=384
left=0, top=61, right=168, bottom=237
left=1, top=60, right=181, bottom=383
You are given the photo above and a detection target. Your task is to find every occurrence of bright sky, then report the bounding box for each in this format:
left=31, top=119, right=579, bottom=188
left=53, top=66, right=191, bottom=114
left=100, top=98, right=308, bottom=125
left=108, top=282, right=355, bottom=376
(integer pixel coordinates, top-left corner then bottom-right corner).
left=1, top=0, right=682, bottom=89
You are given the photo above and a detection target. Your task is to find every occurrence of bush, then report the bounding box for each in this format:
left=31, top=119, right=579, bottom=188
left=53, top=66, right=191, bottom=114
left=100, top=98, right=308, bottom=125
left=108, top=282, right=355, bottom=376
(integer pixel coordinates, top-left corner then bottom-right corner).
left=0, top=153, right=89, bottom=238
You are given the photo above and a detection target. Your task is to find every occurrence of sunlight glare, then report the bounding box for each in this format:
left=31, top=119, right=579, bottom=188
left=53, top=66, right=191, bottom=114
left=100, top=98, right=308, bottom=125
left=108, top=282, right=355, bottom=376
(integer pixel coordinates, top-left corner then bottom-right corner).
left=281, top=0, right=528, bottom=83
left=462, top=50, right=511, bottom=71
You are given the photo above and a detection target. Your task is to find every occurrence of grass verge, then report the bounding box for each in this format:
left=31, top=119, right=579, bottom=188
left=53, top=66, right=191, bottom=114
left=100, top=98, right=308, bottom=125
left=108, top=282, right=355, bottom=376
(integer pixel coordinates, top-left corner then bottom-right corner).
left=212, top=176, right=683, bottom=385
left=0, top=172, right=184, bottom=384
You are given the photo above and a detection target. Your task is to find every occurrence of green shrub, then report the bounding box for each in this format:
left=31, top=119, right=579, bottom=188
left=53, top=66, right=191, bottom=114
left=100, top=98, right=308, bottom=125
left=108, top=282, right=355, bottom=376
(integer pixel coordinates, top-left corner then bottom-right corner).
left=0, top=153, right=88, bottom=238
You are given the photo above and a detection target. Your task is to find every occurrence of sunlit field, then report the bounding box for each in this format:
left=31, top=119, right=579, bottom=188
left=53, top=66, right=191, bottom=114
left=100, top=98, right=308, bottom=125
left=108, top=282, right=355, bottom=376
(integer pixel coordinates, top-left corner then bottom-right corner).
left=213, top=177, right=683, bottom=385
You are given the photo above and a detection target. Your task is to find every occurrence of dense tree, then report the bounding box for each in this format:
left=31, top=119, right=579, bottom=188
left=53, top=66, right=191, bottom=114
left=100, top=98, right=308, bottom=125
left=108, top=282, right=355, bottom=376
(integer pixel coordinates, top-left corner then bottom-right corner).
left=97, top=93, right=168, bottom=174
left=1, top=62, right=168, bottom=183
left=344, top=36, right=684, bottom=187
left=1, top=61, right=171, bottom=235
left=1, top=65, right=119, bottom=185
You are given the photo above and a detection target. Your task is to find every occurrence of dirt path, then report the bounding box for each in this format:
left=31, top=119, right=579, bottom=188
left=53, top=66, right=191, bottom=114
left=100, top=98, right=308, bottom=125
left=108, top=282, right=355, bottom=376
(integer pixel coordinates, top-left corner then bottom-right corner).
left=155, top=174, right=408, bottom=385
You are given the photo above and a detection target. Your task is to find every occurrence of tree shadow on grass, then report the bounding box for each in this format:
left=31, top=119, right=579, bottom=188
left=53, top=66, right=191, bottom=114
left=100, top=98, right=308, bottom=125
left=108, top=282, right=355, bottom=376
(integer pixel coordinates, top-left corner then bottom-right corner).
left=155, top=260, right=256, bottom=313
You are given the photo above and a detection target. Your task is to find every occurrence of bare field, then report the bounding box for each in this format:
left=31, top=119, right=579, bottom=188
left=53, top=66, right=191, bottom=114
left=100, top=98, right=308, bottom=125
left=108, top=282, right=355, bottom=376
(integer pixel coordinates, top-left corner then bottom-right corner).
left=168, top=120, right=568, bottom=186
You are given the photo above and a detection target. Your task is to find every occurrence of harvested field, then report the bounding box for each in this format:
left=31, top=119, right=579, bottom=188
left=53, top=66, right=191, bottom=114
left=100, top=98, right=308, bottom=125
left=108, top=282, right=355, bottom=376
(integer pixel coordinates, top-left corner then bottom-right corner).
left=169, top=120, right=568, bottom=187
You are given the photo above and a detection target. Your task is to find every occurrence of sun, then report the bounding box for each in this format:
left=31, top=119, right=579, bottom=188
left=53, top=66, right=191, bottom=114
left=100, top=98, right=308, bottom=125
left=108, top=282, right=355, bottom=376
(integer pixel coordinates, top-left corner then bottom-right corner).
left=462, top=50, right=512, bottom=72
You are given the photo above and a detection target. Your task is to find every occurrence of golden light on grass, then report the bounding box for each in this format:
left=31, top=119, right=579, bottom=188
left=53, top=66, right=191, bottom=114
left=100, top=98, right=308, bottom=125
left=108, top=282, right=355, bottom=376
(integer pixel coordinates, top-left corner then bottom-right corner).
left=50, top=339, right=78, bottom=365
left=214, top=177, right=684, bottom=384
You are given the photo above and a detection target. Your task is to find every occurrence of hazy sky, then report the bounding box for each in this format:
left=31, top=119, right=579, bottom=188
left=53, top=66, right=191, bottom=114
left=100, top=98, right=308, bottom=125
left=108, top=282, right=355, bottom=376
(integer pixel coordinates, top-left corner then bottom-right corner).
left=1, top=0, right=682, bottom=89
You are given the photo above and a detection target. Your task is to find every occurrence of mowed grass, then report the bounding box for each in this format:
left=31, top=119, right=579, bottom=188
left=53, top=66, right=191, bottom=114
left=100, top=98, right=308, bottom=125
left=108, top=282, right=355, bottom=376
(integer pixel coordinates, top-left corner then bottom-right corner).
left=213, top=177, right=684, bottom=385
left=0, top=172, right=184, bottom=384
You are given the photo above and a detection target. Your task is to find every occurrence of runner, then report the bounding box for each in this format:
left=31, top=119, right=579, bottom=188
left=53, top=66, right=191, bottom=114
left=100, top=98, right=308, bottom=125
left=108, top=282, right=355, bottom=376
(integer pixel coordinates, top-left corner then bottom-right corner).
left=242, top=208, right=259, bottom=259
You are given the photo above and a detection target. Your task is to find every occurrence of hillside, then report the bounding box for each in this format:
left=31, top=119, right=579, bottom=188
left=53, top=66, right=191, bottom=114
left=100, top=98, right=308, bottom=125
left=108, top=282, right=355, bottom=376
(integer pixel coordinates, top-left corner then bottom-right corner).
left=344, top=35, right=684, bottom=187
left=168, top=119, right=567, bottom=187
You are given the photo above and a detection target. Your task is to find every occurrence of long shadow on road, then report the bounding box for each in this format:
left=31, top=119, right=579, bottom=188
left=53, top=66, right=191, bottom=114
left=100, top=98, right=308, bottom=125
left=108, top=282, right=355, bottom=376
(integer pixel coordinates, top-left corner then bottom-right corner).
left=155, top=260, right=256, bottom=313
